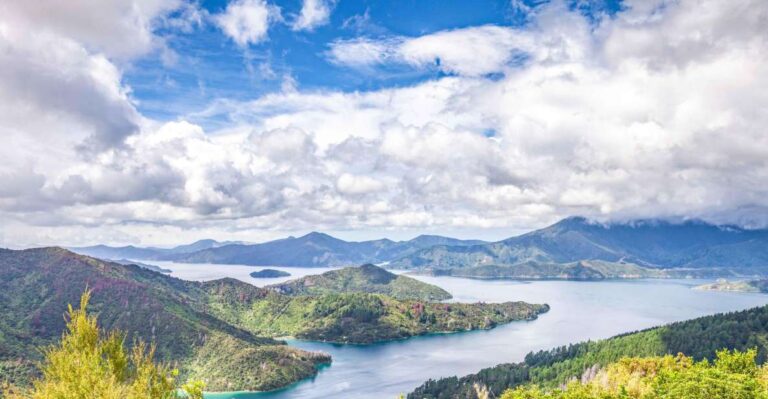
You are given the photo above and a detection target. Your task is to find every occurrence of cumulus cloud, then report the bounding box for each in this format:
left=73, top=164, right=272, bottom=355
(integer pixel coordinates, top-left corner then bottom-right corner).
left=328, top=25, right=541, bottom=76
left=2, top=0, right=768, bottom=247
left=214, top=0, right=279, bottom=46
left=292, top=0, right=335, bottom=31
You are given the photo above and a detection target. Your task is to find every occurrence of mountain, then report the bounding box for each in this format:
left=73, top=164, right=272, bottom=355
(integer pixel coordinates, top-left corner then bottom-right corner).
left=391, top=217, right=768, bottom=272
left=169, top=232, right=486, bottom=267
left=69, top=239, right=245, bottom=261
left=267, top=264, right=452, bottom=301
left=409, top=303, right=768, bottom=398
left=0, top=247, right=329, bottom=391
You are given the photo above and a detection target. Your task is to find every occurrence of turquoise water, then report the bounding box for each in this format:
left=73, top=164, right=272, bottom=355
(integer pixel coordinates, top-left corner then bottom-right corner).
left=153, top=262, right=768, bottom=399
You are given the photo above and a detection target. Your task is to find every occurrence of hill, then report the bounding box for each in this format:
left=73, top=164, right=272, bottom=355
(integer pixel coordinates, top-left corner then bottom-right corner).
left=168, top=232, right=486, bottom=267
left=391, top=217, right=768, bottom=273
left=409, top=303, right=768, bottom=398
left=0, top=247, right=329, bottom=392
left=203, top=280, right=548, bottom=344
left=267, top=264, right=452, bottom=300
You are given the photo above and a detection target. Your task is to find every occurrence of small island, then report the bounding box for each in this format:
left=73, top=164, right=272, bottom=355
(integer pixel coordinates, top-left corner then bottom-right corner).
left=694, top=278, right=768, bottom=293
left=250, top=269, right=291, bottom=278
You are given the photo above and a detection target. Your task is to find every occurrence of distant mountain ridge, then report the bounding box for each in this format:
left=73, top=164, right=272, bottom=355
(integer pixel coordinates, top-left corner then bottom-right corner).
left=74, top=233, right=487, bottom=267
left=69, top=239, right=247, bottom=260
left=69, top=218, right=768, bottom=271
left=391, top=217, right=768, bottom=271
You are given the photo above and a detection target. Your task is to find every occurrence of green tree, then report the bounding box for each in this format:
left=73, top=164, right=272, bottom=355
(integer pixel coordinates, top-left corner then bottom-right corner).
left=4, top=290, right=205, bottom=399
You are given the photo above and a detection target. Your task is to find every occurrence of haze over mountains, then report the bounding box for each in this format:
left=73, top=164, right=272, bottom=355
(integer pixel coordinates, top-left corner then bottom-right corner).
left=69, top=217, right=768, bottom=273
left=71, top=233, right=486, bottom=267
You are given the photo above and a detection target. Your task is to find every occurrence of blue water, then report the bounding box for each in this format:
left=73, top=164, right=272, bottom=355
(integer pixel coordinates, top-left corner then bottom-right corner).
left=152, top=262, right=768, bottom=399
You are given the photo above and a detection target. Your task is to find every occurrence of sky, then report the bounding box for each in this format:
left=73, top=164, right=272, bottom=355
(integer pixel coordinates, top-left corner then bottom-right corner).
left=0, top=0, right=767, bottom=248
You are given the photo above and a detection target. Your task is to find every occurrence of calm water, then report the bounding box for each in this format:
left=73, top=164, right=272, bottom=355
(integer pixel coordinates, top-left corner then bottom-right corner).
left=149, top=261, right=768, bottom=399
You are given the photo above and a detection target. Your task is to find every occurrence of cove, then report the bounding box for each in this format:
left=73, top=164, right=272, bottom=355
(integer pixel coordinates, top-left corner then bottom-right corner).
left=155, top=262, right=768, bottom=399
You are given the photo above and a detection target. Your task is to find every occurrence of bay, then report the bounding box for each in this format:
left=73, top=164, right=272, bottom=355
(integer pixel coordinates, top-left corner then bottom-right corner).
left=151, top=262, right=768, bottom=399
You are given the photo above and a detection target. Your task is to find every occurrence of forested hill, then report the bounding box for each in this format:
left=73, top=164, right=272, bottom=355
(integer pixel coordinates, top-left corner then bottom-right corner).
left=392, top=217, right=768, bottom=272
left=0, top=247, right=330, bottom=392
left=267, top=264, right=452, bottom=301
left=409, top=304, right=768, bottom=398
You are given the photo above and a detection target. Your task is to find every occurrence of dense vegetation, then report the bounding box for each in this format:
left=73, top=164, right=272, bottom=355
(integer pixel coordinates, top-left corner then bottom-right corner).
left=268, top=264, right=452, bottom=301
left=0, top=248, right=329, bottom=392
left=249, top=269, right=291, bottom=278
left=501, top=349, right=768, bottom=399
left=409, top=303, right=768, bottom=398
left=695, top=278, right=768, bottom=293
left=2, top=291, right=203, bottom=399
left=205, top=279, right=547, bottom=344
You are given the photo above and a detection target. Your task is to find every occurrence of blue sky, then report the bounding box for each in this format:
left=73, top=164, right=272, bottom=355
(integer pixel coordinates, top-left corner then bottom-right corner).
left=2, top=0, right=766, bottom=247
left=127, top=0, right=622, bottom=126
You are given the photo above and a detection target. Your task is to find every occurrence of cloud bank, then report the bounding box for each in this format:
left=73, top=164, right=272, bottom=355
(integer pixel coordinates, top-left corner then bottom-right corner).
left=1, top=0, right=767, bottom=247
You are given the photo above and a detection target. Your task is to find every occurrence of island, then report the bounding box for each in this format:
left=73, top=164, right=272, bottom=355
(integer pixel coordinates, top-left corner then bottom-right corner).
left=267, top=263, right=452, bottom=301
left=249, top=268, right=291, bottom=278
left=694, top=278, right=768, bottom=293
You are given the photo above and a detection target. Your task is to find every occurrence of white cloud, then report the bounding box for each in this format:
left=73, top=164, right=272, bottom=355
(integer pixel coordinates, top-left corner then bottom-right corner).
left=214, top=0, right=279, bottom=46
left=292, top=0, right=335, bottom=31
left=326, top=37, right=400, bottom=68
left=3, top=0, right=768, bottom=247
left=336, top=174, right=386, bottom=195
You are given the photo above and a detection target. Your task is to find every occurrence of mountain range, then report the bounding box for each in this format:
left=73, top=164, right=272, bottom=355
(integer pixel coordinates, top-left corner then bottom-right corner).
left=390, top=217, right=768, bottom=272
left=71, top=233, right=486, bottom=267
left=70, top=239, right=247, bottom=261
left=69, top=217, right=768, bottom=273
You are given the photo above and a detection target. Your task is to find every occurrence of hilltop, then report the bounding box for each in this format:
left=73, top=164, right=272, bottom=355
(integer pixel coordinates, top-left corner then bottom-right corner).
left=267, top=264, right=452, bottom=301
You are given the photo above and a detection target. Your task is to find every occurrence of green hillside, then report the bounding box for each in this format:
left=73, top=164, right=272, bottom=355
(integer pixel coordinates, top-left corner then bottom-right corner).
left=410, top=303, right=768, bottom=398
left=267, top=264, right=452, bottom=301
left=204, top=278, right=548, bottom=344
left=500, top=349, right=768, bottom=399
left=0, top=247, right=329, bottom=392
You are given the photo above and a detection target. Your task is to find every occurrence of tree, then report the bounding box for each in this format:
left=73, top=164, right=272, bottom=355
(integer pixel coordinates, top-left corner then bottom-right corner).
left=4, top=290, right=204, bottom=399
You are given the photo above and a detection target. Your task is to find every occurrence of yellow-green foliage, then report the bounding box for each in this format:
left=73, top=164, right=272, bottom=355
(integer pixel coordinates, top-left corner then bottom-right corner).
left=501, top=349, right=768, bottom=399
left=3, top=291, right=204, bottom=399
